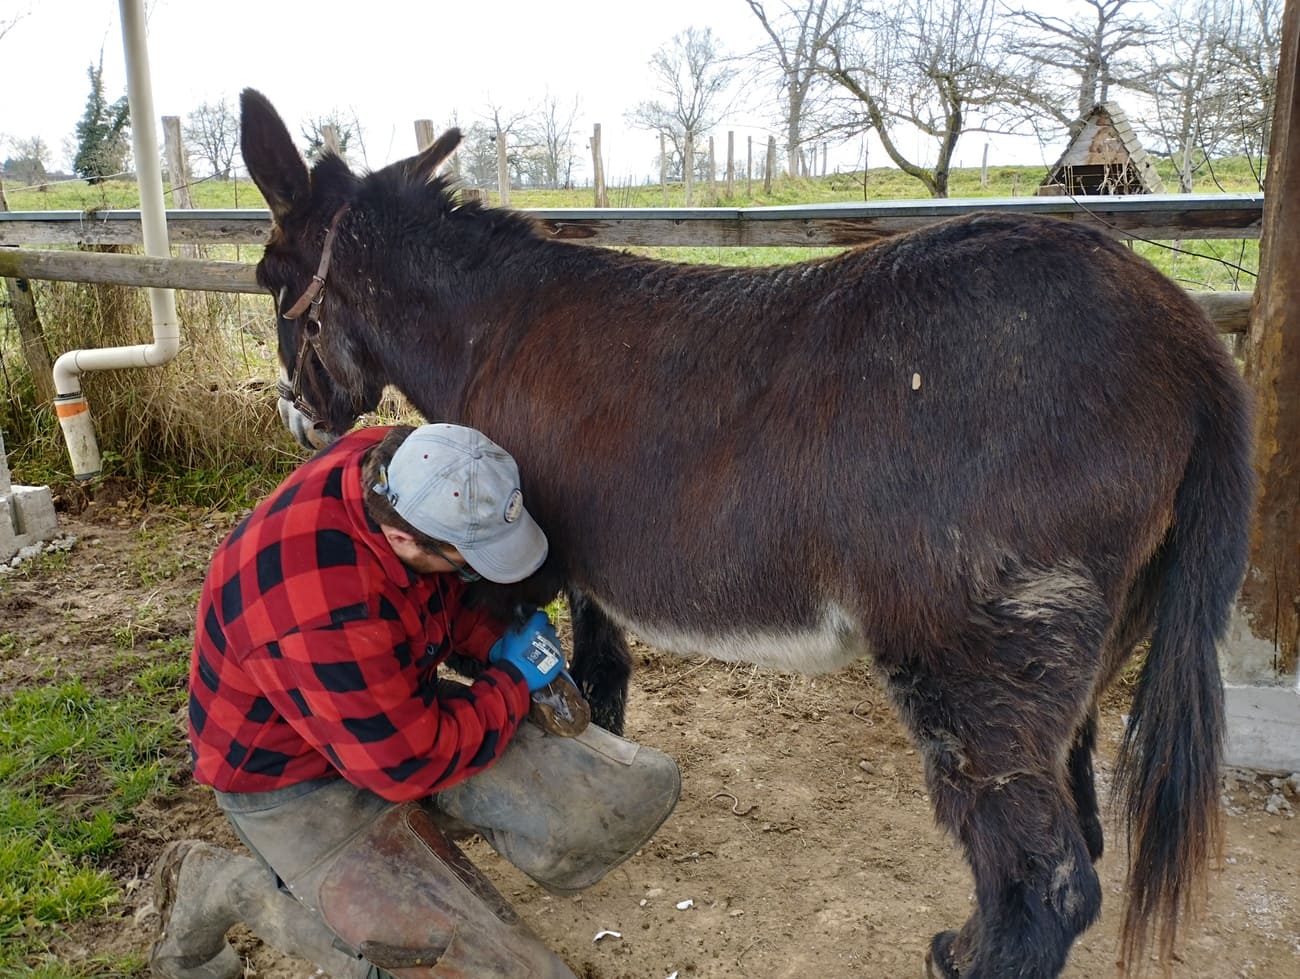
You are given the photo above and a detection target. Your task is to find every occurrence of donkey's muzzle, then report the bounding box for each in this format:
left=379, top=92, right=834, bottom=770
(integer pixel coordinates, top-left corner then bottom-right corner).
left=277, top=392, right=339, bottom=452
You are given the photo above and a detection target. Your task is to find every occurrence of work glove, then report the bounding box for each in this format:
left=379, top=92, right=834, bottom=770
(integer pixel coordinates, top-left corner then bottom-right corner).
left=488, top=610, right=565, bottom=692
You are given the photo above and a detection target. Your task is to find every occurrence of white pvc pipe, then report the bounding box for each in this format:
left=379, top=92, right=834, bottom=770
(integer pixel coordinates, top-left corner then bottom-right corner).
left=53, top=0, right=180, bottom=480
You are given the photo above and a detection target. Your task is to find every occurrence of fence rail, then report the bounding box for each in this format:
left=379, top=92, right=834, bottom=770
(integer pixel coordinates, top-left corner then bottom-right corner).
left=0, top=242, right=1253, bottom=336
left=0, top=193, right=1265, bottom=248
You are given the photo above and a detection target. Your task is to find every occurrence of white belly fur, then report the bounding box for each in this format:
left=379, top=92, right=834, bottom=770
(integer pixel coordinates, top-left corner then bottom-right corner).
left=593, top=600, right=870, bottom=675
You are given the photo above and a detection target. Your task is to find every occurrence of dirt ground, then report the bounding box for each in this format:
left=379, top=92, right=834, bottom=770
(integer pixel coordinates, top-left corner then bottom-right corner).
left=4, top=500, right=1299, bottom=979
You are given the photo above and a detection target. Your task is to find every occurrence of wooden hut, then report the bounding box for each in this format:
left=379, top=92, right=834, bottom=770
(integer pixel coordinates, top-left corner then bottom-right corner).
left=1038, top=103, right=1166, bottom=196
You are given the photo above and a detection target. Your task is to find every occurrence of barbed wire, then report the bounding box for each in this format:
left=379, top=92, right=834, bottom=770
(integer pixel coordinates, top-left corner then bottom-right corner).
left=2, top=169, right=134, bottom=192
left=1061, top=190, right=1258, bottom=283
left=2, top=166, right=234, bottom=205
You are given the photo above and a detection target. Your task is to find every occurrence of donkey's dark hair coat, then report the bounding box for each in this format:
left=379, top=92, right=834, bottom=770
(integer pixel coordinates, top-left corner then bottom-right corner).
left=240, top=89, right=1255, bottom=978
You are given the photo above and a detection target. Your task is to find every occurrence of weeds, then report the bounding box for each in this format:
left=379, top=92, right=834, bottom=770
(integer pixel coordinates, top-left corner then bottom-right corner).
left=0, top=659, right=189, bottom=971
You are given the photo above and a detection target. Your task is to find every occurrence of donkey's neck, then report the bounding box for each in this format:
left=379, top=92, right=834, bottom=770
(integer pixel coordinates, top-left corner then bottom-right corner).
left=364, top=222, right=611, bottom=418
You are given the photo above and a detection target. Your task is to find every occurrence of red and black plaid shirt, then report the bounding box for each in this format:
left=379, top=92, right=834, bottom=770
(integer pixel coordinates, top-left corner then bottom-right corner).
left=189, top=426, right=531, bottom=801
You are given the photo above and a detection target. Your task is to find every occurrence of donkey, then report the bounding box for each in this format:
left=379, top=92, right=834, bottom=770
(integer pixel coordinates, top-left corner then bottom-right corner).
left=239, top=88, right=1255, bottom=978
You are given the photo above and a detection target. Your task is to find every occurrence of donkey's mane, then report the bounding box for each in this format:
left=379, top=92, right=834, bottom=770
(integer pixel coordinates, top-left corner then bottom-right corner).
left=352, top=155, right=545, bottom=248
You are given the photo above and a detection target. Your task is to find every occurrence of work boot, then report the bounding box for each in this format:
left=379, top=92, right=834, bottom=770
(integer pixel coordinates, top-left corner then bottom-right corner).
left=149, top=841, right=245, bottom=979
left=149, top=840, right=371, bottom=979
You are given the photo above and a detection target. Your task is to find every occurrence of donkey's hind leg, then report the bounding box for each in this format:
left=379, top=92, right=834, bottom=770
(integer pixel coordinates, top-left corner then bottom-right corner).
left=1068, top=710, right=1104, bottom=863
left=886, top=564, right=1111, bottom=979
left=566, top=589, right=633, bottom=735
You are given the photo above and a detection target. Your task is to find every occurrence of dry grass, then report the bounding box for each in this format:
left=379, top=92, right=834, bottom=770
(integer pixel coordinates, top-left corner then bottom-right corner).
left=1, top=249, right=298, bottom=500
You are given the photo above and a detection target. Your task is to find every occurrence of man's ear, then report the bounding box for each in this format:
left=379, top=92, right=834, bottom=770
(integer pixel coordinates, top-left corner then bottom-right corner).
left=379, top=525, right=417, bottom=549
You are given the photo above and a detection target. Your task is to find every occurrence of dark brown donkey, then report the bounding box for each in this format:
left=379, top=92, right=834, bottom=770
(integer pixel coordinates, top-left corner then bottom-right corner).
left=240, top=88, right=1255, bottom=978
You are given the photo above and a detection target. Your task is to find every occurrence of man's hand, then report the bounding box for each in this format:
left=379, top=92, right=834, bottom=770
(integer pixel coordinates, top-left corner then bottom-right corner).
left=488, top=610, right=564, bottom=692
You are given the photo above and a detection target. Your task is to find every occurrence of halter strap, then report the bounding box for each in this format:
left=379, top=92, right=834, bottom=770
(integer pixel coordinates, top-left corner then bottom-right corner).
left=283, top=204, right=351, bottom=320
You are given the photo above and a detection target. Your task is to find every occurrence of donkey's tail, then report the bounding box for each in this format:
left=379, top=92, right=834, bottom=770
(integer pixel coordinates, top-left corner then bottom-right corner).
left=1114, top=376, right=1255, bottom=971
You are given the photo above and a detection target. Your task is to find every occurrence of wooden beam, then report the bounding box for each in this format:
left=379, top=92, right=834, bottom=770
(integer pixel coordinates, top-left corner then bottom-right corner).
left=0, top=196, right=1264, bottom=249
left=0, top=248, right=260, bottom=294
left=1237, top=0, right=1300, bottom=680
left=0, top=247, right=1249, bottom=335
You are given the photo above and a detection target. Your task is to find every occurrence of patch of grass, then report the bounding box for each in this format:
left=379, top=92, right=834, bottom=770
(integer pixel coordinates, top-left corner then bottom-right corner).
left=0, top=656, right=189, bottom=971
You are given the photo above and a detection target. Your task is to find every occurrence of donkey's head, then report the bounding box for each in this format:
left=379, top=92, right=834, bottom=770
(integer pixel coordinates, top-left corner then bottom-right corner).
left=239, top=88, right=461, bottom=448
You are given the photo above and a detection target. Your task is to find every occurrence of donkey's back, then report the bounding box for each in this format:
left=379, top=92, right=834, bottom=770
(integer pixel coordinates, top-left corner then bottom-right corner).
left=526, top=214, right=1236, bottom=663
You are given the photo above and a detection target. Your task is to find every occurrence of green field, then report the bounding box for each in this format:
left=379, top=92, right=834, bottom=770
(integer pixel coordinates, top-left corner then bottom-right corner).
left=4, top=154, right=1266, bottom=212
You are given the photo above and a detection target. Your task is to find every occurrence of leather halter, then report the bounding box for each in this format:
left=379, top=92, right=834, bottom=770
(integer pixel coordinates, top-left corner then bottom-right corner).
left=284, top=204, right=350, bottom=319
left=278, top=205, right=352, bottom=422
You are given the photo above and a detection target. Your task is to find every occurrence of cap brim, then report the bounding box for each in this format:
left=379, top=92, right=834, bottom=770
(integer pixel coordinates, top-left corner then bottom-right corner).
left=459, top=509, right=549, bottom=584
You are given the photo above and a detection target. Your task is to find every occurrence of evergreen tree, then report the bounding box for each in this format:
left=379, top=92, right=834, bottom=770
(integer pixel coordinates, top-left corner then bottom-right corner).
left=73, top=57, right=131, bottom=183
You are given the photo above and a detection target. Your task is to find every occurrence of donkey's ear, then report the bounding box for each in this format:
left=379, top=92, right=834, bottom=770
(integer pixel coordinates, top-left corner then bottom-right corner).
left=409, top=128, right=462, bottom=184
left=240, top=88, right=309, bottom=224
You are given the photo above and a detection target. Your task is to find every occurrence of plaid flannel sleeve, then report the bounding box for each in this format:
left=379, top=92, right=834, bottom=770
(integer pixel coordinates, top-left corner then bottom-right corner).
left=239, top=614, right=532, bottom=801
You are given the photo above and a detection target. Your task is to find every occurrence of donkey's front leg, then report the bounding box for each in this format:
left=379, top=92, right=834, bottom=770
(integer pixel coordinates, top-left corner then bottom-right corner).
left=566, top=589, right=632, bottom=735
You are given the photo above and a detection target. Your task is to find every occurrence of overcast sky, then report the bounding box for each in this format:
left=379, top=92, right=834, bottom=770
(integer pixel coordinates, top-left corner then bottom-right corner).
left=1, top=0, right=1061, bottom=188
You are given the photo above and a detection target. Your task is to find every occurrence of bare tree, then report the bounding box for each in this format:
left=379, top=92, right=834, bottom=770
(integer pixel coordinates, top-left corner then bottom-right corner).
left=479, top=101, right=533, bottom=187
left=626, top=27, right=739, bottom=179
left=1215, top=0, right=1284, bottom=173
left=457, top=122, right=500, bottom=187
left=3, top=135, right=52, bottom=186
left=745, top=1, right=851, bottom=176
left=0, top=5, right=30, bottom=43
left=524, top=91, right=581, bottom=189
left=185, top=97, right=239, bottom=179
left=824, top=0, right=1021, bottom=197
left=1135, top=0, right=1260, bottom=192
left=1004, top=0, right=1156, bottom=130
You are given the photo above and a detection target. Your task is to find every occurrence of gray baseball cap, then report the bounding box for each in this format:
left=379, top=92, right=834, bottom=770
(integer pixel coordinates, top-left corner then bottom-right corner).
left=381, top=423, right=548, bottom=583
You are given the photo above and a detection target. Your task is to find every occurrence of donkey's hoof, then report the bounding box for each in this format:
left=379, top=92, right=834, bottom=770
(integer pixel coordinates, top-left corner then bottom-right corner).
left=923, top=931, right=960, bottom=979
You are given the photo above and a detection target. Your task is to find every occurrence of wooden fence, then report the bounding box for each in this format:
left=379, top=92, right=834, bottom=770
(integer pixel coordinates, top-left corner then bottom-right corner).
left=0, top=193, right=1263, bottom=248
left=0, top=194, right=1262, bottom=333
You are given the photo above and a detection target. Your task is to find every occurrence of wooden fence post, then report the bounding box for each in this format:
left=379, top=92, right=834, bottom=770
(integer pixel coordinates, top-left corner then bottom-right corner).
left=162, top=116, right=199, bottom=258
left=726, top=132, right=735, bottom=199
left=660, top=134, right=669, bottom=206
left=747, top=135, right=753, bottom=197
left=414, top=119, right=435, bottom=151
left=496, top=131, right=510, bottom=207
left=708, top=136, right=717, bottom=203
left=0, top=176, right=56, bottom=405
left=1215, top=0, right=1300, bottom=773
left=592, top=124, right=608, bottom=208
left=765, top=136, right=776, bottom=194
left=684, top=134, right=695, bottom=206
left=1234, top=0, right=1300, bottom=684
left=161, top=117, right=195, bottom=209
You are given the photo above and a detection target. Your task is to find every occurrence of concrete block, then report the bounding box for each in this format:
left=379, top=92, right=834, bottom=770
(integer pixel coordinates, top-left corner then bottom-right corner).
left=0, top=483, right=58, bottom=564
left=0, top=496, right=15, bottom=563
left=10, top=484, right=57, bottom=540
left=1224, top=684, right=1300, bottom=774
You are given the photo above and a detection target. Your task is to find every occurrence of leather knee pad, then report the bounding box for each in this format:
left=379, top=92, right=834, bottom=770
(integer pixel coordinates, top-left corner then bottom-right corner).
left=301, top=803, right=575, bottom=978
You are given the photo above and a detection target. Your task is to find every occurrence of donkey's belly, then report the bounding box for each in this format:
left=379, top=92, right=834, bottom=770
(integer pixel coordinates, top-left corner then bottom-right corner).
left=595, top=600, right=870, bottom=675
